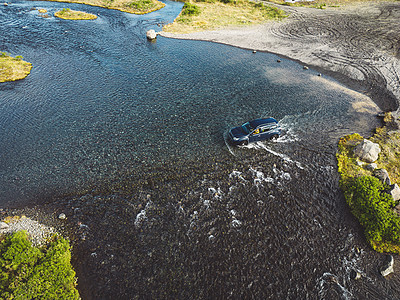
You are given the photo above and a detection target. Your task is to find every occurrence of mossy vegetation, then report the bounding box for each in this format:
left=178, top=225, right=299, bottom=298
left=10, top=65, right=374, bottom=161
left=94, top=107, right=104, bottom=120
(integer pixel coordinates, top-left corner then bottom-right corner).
left=337, top=114, right=400, bottom=254
left=163, top=0, right=287, bottom=33
left=0, top=52, right=32, bottom=83
left=46, top=0, right=165, bottom=14
left=55, top=8, right=98, bottom=20
left=0, top=231, right=80, bottom=299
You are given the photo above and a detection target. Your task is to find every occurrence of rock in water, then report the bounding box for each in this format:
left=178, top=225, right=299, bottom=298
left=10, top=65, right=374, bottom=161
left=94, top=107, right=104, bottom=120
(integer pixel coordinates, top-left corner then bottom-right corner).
left=350, top=269, right=361, bottom=280
left=354, top=139, right=381, bottom=163
left=146, top=30, right=157, bottom=40
left=380, top=255, right=394, bottom=277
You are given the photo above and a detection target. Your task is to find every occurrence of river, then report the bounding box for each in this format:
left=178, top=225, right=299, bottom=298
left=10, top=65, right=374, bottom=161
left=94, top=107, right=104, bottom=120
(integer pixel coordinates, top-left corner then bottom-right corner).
left=1, top=1, right=399, bottom=299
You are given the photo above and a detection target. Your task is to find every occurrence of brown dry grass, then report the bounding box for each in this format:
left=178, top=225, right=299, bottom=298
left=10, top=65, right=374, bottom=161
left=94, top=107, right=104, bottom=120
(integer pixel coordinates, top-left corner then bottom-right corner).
left=0, top=55, right=32, bottom=83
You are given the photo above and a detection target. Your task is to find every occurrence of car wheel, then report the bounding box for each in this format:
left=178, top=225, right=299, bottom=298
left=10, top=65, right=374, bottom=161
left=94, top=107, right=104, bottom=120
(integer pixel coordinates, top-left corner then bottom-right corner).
left=270, top=134, right=279, bottom=140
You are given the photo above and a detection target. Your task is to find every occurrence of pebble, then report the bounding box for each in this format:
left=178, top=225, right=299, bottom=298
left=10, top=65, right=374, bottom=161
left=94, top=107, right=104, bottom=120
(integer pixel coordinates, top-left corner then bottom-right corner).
left=58, top=213, right=66, bottom=220
left=253, top=50, right=257, bottom=53
left=350, top=269, right=361, bottom=280
left=303, top=66, right=309, bottom=70
left=277, top=59, right=281, bottom=63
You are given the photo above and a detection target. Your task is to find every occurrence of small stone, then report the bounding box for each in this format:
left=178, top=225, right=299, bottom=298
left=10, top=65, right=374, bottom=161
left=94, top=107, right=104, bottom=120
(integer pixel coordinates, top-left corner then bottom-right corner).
left=303, top=66, right=309, bottom=70
left=377, top=112, right=386, bottom=118
left=318, top=73, right=322, bottom=76
left=58, top=213, right=66, bottom=220
left=38, top=8, right=47, bottom=13
left=277, top=59, right=281, bottom=63
left=0, top=221, right=9, bottom=230
left=366, top=163, right=378, bottom=171
left=380, top=255, right=394, bottom=277
left=373, top=168, right=391, bottom=185
left=350, top=269, right=361, bottom=280
left=4, top=2, right=8, bottom=6
left=252, top=50, right=257, bottom=53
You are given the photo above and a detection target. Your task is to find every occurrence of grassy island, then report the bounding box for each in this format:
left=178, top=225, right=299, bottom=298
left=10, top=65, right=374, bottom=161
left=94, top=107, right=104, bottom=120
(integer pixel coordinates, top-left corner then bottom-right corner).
left=163, top=0, right=287, bottom=34
left=47, top=0, right=165, bottom=14
left=0, top=52, right=32, bottom=83
left=55, top=8, right=98, bottom=20
left=0, top=230, right=80, bottom=299
left=337, top=113, right=400, bottom=254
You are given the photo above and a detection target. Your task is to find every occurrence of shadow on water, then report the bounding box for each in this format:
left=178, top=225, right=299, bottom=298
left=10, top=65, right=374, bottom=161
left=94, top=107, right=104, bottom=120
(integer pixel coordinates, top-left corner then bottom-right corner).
left=1, top=1, right=399, bottom=299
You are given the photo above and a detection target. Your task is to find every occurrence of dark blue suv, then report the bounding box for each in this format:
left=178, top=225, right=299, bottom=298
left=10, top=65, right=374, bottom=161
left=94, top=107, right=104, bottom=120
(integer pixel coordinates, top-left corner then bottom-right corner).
left=229, top=118, right=281, bottom=146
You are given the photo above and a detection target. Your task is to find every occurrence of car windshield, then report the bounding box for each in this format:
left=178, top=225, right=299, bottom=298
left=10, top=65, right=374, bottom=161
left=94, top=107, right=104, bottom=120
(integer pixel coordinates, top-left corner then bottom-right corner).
left=241, top=122, right=252, bottom=134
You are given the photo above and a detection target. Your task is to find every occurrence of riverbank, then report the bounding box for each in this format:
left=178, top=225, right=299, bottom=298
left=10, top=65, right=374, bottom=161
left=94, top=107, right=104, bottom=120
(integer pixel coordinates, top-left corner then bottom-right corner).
left=161, top=1, right=400, bottom=112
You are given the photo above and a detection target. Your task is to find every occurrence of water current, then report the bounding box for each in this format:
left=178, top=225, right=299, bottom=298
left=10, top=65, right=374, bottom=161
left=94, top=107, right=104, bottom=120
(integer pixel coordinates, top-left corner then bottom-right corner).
left=1, top=1, right=399, bottom=299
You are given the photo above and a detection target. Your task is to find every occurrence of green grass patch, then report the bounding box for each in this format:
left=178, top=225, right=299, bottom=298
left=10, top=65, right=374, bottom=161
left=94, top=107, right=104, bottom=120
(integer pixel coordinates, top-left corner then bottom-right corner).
left=0, top=231, right=80, bottom=299
left=163, top=0, right=287, bottom=33
left=337, top=120, right=400, bottom=254
left=55, top=8, right=98, bottom=20
left=0, top=52, right=32, bottom=83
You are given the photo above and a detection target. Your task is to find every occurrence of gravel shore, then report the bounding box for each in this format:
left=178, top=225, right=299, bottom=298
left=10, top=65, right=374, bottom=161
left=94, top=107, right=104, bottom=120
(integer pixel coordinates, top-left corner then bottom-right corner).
left=161, top=1, right=400, bottom=112
left=0, top=216, right=56, bottom=247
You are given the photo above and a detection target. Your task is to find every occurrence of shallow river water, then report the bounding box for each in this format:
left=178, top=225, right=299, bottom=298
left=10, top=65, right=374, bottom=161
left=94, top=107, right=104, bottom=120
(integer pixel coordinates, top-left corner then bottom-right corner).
left=1, top=1, right=399, bottom=299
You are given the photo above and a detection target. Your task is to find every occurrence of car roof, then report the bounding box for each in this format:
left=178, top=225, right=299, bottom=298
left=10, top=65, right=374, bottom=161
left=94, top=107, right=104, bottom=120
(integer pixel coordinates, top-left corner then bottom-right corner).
left=249, top=118, right=278, bottom=128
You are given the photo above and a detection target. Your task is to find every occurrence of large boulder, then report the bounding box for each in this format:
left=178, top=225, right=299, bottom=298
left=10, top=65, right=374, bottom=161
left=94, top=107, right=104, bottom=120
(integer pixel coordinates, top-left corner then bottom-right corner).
left=380, top=255, right=394, bottom=277
left=354, top=139, right=381, bottom=163
left=373, top=169, right=391, bottom=186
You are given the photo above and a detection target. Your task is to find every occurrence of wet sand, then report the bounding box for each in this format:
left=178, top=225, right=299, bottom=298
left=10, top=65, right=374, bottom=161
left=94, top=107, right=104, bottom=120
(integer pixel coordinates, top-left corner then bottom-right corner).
left=161, top=1, right=400, bottom=112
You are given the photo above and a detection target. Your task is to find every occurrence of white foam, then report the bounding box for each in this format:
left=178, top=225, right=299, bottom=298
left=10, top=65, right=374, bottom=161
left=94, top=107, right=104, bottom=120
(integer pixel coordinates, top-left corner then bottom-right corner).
left=257, top=142, right=304, bottom=169
left=317, top=272, right=352, bottom=300
left=134, top=209, right=147, bottom=228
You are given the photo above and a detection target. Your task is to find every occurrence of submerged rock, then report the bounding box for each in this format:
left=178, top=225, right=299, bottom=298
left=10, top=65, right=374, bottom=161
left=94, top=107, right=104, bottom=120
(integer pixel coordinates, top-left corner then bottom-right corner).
left=380, top=255, right=394, bottom=277
left=354, top=139, right=381, bottom=163
left=350, top=269, right=361, bottom=280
